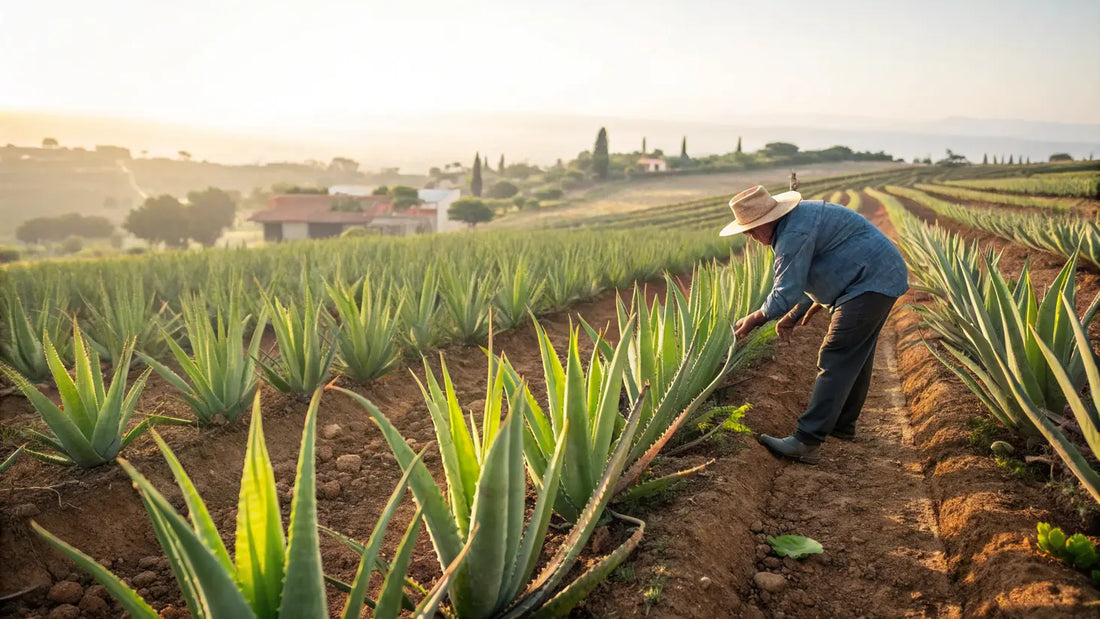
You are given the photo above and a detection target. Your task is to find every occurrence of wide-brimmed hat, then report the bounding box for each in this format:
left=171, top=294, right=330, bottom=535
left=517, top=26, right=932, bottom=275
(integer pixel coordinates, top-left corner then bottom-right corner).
left=719, top=185, right=802, bottom=236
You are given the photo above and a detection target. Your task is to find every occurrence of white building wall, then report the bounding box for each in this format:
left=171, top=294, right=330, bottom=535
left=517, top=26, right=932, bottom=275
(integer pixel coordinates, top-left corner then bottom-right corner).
left=283, top=222, right=309, bottom=240
left=419, top=189, right=462, bottom=233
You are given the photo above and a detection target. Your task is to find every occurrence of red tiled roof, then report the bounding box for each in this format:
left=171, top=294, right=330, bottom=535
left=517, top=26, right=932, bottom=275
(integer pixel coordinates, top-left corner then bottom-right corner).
left=249, top=194, right=393, bottom=224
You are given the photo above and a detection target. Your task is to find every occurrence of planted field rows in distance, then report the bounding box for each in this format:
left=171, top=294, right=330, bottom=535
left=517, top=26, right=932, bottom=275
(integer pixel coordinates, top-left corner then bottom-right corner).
left=944, top=171, right=1100, bottom=199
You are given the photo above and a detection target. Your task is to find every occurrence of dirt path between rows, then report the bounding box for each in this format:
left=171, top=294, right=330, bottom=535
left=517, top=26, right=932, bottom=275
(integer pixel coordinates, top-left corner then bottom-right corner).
left=584, top=312, right=964, bottom=617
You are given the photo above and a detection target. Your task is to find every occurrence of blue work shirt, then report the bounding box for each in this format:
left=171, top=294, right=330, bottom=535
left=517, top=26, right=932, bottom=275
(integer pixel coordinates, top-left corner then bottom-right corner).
left=759, top=200, right=909, bottom=321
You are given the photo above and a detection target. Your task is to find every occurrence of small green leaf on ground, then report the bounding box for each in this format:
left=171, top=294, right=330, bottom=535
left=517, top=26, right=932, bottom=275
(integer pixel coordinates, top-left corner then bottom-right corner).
left=767, top=535, right=824, bottom=559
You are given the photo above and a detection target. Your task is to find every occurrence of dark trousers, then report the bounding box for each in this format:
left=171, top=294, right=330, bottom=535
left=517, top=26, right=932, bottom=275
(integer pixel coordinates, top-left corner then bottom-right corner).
left=795, top=292, right=897, bottom=446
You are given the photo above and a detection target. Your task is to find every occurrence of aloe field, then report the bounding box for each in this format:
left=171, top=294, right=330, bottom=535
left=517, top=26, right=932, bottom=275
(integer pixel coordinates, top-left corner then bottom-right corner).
left=3, top=160, right=1100, bottom=617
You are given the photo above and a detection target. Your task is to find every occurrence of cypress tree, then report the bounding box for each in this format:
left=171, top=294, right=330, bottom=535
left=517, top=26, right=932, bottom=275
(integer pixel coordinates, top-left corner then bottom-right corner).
left=642, top=137, right=646, bottom=154
left=982, top=153, right=988, bottom=165
left=736, top=136, right=742, bottom=154
left=593, top=127, right=609, bottom=179
left=498, top=154, right=505, bottom=174
left=471, top=152, right=483, bottom=197
left=681, top=136, right=687, bottom=159
left=1008, top=155, right=1014, bottom=165
left=484, top=155, right=490, bottom=171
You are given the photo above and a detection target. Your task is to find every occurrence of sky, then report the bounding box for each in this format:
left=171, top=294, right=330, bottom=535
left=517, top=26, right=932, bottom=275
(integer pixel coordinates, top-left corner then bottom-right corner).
left=1, top=0, right=1098, bottom=132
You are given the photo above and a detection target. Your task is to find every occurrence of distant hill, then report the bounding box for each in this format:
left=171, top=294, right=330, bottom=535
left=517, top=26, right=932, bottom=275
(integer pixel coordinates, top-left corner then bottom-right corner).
left=3, top=110, right=1097, bottom=172
left=0, top=143, right=425, bottom=242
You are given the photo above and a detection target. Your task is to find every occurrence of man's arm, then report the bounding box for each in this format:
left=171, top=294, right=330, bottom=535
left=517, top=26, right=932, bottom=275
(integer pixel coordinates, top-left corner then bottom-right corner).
left=759, top=232, right=815, bottom=321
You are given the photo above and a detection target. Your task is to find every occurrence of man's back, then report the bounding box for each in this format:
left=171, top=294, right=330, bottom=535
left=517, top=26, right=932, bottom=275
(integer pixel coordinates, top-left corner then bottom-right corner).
left=772, top=200, right=908, bottom=309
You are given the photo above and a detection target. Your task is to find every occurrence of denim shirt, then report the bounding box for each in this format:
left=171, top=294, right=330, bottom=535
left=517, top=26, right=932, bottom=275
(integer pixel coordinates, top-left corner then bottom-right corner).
left=759, top=200, right=909, bottom=321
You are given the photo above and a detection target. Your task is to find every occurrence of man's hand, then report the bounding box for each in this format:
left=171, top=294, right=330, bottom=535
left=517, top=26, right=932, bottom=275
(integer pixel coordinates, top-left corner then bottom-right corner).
left=776, top=311, right=798, bottom=342
left=776, top=303, right=823, bottom=342
left=734, top=309, right=768, bottom=339
left=801, top=302, right=823, bottom=326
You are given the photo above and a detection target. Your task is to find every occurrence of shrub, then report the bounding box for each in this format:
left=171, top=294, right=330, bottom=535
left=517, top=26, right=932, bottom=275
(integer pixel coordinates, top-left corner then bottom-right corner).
left=447, top=198, right=494, bottom=227
left=0, top=247, right=19, bottom=263
left=488, top=180, right=519, bottom=199
left=392, top=185, right=419, bottom=199
left=512, top=196, right=527, bottom=208
left=340, top=226, right=373, bottom=238
left=535, top=186, right=564, bottom=201
left=126, top=247, right=147, bottom=255
left=59, top=235, right=84, bottom=255
left=393, top=195, right=423, bottom=210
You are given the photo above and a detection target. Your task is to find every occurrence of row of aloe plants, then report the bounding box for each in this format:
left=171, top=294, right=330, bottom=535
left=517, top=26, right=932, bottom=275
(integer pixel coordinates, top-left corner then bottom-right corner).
left=870, top=187, right=1100, bottom=505
left=885, top=185, right=1100, bottom=270
left=25, top=246, right=775, bottom=617
left=0, top=244, right=772, bottom=469
left=1, top=229, right=738, bottom=385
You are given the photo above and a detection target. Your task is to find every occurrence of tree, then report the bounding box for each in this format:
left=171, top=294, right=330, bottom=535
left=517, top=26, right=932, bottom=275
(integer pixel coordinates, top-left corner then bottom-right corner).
left=471, top=152, right=483, bottom=197
left=391, top=186, right=422, bottom=210
left=593, top=128, right=609, bottom=180
left=1008, top=155, right=1014, bottom=165
left=125, top=195, right=191, bottom=249
left=1049, top=153, right=1073, bottom=162
left=42, top=137, right=58, bottom=148
left=736, top=137, right=742, bottom=154
left=680, top=136, right=688, bottom=160
left=642, top=137, right=647, bottom=154
left=763, top=142, right=799, bottom=158
left=372, top=185, right=389, bottom=195
left=328, top=157, right=359, bottom=173
left=178, top=151, right=192, bottom=161
left=186, top=187, right=237, bottom=247
left=498, top=154, right=505, bottom=174
left=15, top=213, right=114, bottom=244
left=982, top=153, right=988, bottom=165
left=448, top=198, right=493, bottom=227
left=488, top=181, right=519, bottom=199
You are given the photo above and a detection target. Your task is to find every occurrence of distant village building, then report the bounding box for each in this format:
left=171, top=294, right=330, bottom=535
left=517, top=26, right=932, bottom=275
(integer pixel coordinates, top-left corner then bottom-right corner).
left=637, top=157, right=668, bottom=173
left=250, top=187, right=463, bottom=242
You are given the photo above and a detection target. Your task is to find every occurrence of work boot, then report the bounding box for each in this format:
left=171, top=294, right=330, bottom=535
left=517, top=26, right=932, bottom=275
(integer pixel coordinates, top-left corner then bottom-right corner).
left=759, top=434, right=822, bottom=465
left=830, top=428, right=856, bottom=441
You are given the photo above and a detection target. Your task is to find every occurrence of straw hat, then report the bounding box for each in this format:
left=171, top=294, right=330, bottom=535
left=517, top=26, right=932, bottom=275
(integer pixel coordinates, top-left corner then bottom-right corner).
left=719, top=185, right=802, bottom=237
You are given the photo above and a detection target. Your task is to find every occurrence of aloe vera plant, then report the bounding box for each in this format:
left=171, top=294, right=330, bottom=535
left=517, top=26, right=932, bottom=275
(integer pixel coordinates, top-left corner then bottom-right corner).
left=1003, top=297, right=1100, bottom=505
left=0, top=288, right=72, bottom=383
left=439, top=263, right=494, bottom=345
left=504, top=319, right=637, bottom=522
left=256, top=286, right=338, bottom=394
left=32, top=390, right=466, bottom=618
left=493, top=258, right=545, bottom=330
left=924, top=255, right=1100, bottom=434
left=327, top=275, right=403, bottom=381
left=83, top=276, right=180, bottom=366
left=139, top=293, right=264, bottom=424
left=0, top=322, right=187, bottom=467
left=399, top=268, right=442, bottom=353
left=332, top=345, right=647, bottom=618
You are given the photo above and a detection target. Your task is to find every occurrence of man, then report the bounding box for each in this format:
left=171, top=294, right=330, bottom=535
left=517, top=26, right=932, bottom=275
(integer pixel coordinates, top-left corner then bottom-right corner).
left=723, top=185, right=908, bottom=464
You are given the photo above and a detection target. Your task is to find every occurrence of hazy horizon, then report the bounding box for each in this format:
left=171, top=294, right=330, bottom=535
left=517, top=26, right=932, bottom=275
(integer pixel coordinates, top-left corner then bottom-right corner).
left=3, top=0, right=1099, bottom=170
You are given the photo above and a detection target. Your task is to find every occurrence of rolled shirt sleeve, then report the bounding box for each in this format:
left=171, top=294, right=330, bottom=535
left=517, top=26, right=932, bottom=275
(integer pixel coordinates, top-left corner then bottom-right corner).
left=760, top=231, right=815, bottom=320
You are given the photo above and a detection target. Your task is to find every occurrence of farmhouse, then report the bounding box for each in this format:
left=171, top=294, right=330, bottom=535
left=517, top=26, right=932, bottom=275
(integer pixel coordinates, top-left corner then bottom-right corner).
left=250, top=188, right=463, bottom=241
left=637, top=157, right=668, bottom=172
